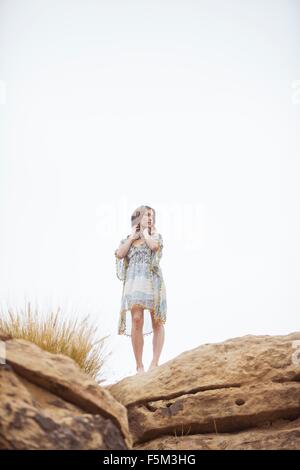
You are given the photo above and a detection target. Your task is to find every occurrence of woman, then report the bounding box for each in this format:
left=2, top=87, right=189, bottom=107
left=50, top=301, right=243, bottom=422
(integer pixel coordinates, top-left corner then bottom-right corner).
left=114, top=205, right=167, bottom=374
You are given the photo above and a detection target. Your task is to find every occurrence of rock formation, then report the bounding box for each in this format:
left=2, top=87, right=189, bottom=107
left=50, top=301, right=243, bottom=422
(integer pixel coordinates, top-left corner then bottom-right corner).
left=107, top=332, right=300, bottom=450
left=0, top=332, right=131, bottom=450
left=2, top=330, right=300, bottom=450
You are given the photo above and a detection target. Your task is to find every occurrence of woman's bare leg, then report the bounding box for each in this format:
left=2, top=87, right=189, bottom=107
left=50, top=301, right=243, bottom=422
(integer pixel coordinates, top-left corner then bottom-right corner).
left=131, top=306, right=145, bottom=374
left=148, top=309, right=165, bottom=371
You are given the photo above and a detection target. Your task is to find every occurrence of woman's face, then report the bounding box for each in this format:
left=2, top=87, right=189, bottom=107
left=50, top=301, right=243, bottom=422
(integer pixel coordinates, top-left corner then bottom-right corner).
left=140, top=209, right=154, bottom=229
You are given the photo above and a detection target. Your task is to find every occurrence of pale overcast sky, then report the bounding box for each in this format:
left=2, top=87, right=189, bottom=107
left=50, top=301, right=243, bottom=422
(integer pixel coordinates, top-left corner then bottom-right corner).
left=0, top=0, right=299, bottom=384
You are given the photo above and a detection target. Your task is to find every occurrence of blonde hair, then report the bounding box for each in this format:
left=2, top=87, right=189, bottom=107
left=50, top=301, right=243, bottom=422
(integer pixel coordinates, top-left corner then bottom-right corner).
left=130, top=205, right=156, bottom=233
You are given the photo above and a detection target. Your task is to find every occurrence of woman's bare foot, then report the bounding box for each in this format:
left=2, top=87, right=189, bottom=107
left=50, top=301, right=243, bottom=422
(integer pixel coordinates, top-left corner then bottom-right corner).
left=136, top=365, right=145, bottom=375
left=148, top=361, right=158, bottom=372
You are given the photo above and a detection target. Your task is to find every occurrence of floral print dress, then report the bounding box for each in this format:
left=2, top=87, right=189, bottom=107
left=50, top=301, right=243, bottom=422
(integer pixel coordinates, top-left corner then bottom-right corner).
left=114, top=232, right=167, bottom=336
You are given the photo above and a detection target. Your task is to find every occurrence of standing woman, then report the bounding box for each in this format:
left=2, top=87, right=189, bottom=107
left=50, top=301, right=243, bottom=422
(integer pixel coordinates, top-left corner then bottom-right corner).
left=114, top=205, right=167, bottom=374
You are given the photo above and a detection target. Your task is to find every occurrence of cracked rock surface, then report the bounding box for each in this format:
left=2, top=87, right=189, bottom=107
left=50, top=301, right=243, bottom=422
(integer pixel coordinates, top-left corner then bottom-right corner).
left=0, top=334, right=131, bottom=449
left=107, top=332, right=300, bottom=450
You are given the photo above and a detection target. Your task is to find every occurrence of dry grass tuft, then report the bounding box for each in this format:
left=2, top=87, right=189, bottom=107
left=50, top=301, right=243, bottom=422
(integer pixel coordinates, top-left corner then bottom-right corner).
left=0, top=301, right=111, bottom=383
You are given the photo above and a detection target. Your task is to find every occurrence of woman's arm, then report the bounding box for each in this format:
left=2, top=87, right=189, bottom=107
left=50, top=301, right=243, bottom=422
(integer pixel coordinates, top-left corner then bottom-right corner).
left=144, top=238, right=159, bottom=252
left=142, top=229, right=160, bottom=252
left=115, top=235, right=133, bottom=259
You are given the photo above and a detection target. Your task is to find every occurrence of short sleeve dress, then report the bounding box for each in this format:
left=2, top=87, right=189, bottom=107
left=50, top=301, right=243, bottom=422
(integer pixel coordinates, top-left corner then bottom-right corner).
left=114, top=232, right=167, bottom=336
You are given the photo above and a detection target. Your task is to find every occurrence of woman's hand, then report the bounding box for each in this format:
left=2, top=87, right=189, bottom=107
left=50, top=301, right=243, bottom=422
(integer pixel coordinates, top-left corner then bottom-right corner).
left=129, top=224, right=140, bottom=241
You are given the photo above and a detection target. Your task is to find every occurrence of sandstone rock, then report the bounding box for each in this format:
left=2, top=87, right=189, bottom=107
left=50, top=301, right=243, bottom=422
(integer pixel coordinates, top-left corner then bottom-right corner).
left=3, top=331, right=300, bottom=450
left=0, top=338, right=132, bottom=449
left=108, top=332, right=300, bottom=449
left=135, top=417, right=300, bottom=450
